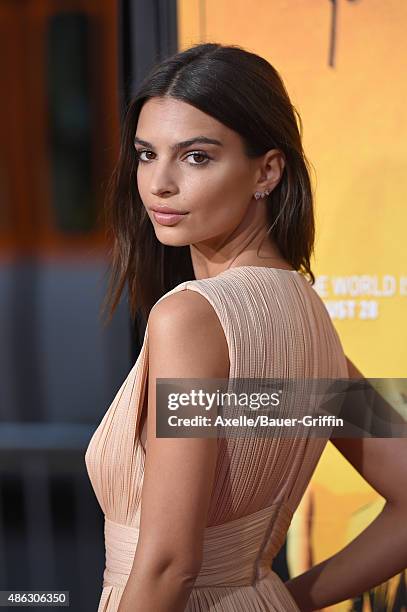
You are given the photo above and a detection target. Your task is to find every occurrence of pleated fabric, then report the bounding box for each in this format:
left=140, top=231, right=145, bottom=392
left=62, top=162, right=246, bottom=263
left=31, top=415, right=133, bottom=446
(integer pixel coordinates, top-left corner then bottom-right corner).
left=85, top=266, right=349, bottom=611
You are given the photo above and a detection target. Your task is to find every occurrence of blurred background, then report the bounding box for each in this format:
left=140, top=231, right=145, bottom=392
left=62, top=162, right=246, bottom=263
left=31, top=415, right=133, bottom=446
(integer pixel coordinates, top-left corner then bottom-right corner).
left=0, top=1, right=406, bottom=611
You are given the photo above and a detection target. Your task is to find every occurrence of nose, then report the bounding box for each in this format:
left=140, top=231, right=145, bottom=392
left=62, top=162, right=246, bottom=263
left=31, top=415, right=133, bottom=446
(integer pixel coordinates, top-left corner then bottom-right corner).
left=149, top=160, right=178, bottom=198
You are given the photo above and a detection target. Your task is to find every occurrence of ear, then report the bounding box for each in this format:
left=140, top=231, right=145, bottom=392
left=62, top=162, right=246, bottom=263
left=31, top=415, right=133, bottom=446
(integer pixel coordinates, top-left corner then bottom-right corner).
left=254, top=149, right=286, bottom=194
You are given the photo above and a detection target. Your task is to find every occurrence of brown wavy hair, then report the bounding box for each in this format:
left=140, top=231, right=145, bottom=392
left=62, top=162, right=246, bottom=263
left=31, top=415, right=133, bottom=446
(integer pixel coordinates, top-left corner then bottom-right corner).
left=100, top=42, right=316, bottom=326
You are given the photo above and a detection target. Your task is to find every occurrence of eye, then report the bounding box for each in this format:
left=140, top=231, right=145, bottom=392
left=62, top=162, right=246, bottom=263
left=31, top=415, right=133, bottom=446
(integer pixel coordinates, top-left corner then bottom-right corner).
left=185, top=151, right=211, bottom=166
left=135, top=149, right=155, bottom=162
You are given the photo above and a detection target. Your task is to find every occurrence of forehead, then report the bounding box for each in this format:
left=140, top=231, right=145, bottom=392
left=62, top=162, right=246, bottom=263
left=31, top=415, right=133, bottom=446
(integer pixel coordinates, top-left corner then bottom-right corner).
left=136, top=97, right=236, bottom=144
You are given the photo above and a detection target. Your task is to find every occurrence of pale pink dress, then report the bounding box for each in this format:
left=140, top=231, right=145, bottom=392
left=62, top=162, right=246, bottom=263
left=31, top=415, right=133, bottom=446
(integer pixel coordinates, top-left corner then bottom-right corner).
left=85, top=266, right=348, bottom=611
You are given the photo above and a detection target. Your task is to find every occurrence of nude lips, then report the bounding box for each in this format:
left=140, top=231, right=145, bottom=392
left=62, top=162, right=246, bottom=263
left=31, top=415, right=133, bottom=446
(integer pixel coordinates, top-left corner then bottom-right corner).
left=152, top=211, right=188, bottom=226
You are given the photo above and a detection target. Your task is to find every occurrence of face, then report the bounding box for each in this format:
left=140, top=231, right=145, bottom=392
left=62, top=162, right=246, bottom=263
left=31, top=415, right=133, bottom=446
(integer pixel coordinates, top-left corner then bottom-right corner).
left=134, top=96, right=277, bottom=252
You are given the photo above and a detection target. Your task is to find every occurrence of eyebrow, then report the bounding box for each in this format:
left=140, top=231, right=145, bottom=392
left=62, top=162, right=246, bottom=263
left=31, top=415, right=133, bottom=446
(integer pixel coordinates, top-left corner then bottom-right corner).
left=133, top=135, right=224, bottom=151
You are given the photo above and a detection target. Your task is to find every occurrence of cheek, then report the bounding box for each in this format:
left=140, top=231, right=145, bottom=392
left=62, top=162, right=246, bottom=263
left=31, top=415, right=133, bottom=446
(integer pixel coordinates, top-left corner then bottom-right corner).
left=189, top=166, right=249, bottom=222
left=136, top=166, right=146, bottom=195
left=190, top=159, right=248, bottom=200
left=136, top=167, right=155, bottom=215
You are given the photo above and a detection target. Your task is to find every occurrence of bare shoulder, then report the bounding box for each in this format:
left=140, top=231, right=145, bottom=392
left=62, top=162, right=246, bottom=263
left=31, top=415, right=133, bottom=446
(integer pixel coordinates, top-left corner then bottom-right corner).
left=148, top=288, right=229, bottom=378
left=149, top=287, right=218, bottom=327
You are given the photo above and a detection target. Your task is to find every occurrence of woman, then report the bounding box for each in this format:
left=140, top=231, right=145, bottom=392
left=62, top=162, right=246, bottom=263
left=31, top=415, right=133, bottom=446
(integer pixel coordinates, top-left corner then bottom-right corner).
left=85, top=43, right=407, bottom=611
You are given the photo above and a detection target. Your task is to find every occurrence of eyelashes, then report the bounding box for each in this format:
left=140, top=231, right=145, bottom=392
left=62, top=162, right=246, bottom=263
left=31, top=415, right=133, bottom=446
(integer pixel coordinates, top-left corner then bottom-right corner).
left=134, top=149, right=212, bottom=167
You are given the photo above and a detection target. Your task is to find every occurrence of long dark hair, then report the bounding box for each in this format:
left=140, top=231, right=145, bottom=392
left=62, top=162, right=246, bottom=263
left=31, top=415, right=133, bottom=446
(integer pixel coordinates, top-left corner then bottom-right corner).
left=100, top=42, right=316, bottom=326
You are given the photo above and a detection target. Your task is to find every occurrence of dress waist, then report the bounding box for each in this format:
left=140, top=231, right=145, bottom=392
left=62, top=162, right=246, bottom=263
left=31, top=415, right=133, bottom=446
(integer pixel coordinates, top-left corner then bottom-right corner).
left=103, top=501, right=293, bottom=589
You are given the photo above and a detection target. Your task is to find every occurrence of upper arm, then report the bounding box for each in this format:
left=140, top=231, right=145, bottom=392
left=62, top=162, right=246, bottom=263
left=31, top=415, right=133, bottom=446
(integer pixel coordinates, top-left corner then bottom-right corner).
left=132, top=289, right=229, bottom=577
left=329, top=356, right=407, bottom=506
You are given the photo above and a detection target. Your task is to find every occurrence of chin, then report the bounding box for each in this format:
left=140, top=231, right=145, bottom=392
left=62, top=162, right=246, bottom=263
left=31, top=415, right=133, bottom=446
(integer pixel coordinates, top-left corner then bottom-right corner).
left=153, top=230, right=192, bottom=247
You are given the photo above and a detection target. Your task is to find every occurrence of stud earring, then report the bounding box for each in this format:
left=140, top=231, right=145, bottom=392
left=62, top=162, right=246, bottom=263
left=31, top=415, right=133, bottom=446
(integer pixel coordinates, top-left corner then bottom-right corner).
left=254, top=189, right=271, bottom=200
